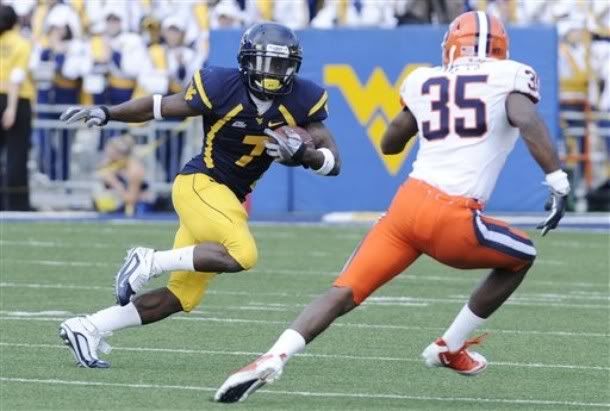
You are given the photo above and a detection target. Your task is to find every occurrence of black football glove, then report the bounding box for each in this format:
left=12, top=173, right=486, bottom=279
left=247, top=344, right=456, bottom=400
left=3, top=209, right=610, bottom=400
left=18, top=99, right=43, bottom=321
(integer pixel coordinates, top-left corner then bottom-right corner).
left=537, top=193, right=567, bottom=236
left=60, top=106, right=110, bottom=128
left=264, top=128, right=306, bottom=164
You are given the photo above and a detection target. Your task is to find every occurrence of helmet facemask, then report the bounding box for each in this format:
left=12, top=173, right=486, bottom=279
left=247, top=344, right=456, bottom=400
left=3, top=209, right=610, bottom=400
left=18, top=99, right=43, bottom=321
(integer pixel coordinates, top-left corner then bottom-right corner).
left=240, top=45, right=301, bottom=97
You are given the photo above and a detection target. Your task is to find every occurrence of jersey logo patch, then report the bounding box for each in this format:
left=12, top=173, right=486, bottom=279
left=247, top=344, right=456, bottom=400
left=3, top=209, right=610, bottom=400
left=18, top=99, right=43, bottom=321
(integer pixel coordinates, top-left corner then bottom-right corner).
left=268, top=120, right=284, bottom=127
left=232, top=121, right=247, bottom=128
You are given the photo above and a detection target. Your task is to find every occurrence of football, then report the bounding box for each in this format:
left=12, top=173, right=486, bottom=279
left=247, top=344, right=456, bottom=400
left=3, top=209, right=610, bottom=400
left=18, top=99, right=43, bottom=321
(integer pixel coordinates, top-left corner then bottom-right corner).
left=270, top=126, right=315, bottom=166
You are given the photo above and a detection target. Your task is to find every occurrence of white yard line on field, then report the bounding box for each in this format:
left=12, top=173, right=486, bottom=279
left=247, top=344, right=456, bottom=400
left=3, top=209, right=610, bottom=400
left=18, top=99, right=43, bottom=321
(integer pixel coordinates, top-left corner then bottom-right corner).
left=365, top=298, right=607, bottom=309
left=3, top=259, right=113, bottom=268
left=0, top=311, right=72, bottom=317
left=0, top=240, right=116, bottom=249
left=1, top=342, right=609, bottom=372
left=0, top=312, right=607, bottom=338
left=1, top=280, right=608, bottom=309
left=548, top=240, right=608, bottom=249
left=449, top=293, right=610, bottom=302
left=0, top=377, right=608, bottom=408
left=0, top=281, right=295, bottom=297
left=0, top=225, right=301, bottom=238
left=2, top=259, right=608, bottom=289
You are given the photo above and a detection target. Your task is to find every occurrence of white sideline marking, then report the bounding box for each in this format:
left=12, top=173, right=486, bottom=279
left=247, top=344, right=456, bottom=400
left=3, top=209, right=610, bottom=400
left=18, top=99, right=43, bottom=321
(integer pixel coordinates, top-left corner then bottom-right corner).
left=2, top=342, right=609, bottom=372
left=2, top=259, right=609, bottom=289
left=1, top=377, right=608, bottom=408
left=0, top=312, right=607, bottom=338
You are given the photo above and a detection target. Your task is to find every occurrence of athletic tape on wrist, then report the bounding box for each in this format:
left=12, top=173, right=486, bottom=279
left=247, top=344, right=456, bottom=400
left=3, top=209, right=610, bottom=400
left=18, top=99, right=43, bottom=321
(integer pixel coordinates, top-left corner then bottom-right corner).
left=313, top=148, right=335, bottom=176
left=545, top=169, right=570, bottom=195
left=153, top=94, right=164, bottom=120
left=99, top=106, right=110, bottom=126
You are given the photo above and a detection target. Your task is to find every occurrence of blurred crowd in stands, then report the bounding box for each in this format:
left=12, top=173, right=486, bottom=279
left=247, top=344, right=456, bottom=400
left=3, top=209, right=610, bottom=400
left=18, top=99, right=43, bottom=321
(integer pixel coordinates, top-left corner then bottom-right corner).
left=0, top=0, right=608, bottom=212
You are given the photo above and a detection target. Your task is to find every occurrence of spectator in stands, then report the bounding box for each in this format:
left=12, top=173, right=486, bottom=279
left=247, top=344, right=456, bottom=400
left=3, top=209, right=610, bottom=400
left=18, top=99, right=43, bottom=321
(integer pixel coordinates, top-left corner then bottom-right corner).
left=210, top=0, right=245, bottom=29
left=394, top=0, right=455, bottom=25
left=85, top=6, right=151, bottom=145
left=83, top=0, right=144, bottom=35
left=0, top=5, right=34, bottom=211
left=312, top=0, right=396, bottom=28
left=151, top=0, right=210, bottom=64
left=1, top=0, right=36, bottom=35
left=94, top=134, right=153, bottom=217
left=29, top=4, right=88, bottom=181
left=143, top=15, right=201, bottom=182
left=88, top=6, right=151, bottom=106
left=245, top=0, right=309, bottom=29
left=30, top=0, right=81, bottom=43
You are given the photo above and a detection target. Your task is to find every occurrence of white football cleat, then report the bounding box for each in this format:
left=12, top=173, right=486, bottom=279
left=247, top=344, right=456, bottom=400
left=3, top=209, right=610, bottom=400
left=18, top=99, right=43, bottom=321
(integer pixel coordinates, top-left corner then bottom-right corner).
left=59, top=317, right=112, bottom=368
left=422, top=335, right=488, bottom=376
left=115, top=247, right=157, bottom=305
left=214, top=354, right=284, bottom=403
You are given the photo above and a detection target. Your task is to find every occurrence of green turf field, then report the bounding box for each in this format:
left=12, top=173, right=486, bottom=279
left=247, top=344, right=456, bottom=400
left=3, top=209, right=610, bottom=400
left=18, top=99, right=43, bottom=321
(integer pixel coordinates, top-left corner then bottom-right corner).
left=0, top=221, right=608, bottom=410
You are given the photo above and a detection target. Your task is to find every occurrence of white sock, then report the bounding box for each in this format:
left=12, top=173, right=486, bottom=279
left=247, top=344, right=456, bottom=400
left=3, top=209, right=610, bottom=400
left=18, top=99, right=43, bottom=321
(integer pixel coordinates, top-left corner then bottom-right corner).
left=152, top=245, right=196, bottom=274
left=441, top=304, right=486, bottom=352
left=87, top=303, right=142, bottom=334
left=266, top=329, right=306, bottom=361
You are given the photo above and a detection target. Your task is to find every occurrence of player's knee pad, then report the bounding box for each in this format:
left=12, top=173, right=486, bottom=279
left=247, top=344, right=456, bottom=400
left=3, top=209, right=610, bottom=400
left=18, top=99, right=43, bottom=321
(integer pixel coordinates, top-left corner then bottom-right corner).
left=168, top=285, right=204, bottom=313
left=229, top=243, right=258, bottom=271
left=167, top=272, right=212, bottom=312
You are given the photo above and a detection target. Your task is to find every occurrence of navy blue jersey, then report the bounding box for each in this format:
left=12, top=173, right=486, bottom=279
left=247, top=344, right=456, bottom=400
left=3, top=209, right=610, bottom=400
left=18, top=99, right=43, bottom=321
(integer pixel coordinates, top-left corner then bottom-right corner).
left=180, top=66, right=328, bottom=201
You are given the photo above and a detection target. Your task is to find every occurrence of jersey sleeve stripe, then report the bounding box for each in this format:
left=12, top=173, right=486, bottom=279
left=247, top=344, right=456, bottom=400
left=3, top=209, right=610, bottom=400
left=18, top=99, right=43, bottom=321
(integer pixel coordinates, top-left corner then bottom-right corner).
left=307, top=91, right=328, bottom=117
left=203, top=104, right=244, bottom=168
left=194, top=70, right=213, bottom=109
left=279, top=104, right=297, bottom=126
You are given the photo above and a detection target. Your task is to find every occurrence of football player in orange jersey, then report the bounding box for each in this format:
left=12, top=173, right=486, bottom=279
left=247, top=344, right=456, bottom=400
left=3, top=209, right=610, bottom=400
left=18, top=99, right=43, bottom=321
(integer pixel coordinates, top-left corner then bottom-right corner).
left=215, top=11, right=569, bottom=403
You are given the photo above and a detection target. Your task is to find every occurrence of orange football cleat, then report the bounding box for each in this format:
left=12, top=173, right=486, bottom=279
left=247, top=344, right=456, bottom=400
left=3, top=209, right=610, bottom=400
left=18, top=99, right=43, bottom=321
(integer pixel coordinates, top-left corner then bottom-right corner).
left=421, top=334, right=488, bottom=376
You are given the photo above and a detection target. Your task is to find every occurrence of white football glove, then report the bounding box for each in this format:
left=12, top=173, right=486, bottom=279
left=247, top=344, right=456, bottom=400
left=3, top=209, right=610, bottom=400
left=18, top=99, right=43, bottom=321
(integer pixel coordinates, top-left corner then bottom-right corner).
left=60, top=106, right=109, bottom=128
left=537, top=193, right=567, bottom=236
left=264, top=128, right=306, bottom=164
left=537, top=170, right=570, bottom=236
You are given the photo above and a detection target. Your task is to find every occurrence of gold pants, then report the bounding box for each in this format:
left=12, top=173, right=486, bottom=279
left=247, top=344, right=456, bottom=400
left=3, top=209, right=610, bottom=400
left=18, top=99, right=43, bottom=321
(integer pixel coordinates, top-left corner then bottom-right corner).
left=167, top=173, right=257, bottom=311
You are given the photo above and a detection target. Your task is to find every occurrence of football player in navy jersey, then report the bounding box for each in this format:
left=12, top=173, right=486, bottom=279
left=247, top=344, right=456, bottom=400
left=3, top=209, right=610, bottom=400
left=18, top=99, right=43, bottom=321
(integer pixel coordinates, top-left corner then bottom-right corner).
left=57, top=23, right=341, bottom=369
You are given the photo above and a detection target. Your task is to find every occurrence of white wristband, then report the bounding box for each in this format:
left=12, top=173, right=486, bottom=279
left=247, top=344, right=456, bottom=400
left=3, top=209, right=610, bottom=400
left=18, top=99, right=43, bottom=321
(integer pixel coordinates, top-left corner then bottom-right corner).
left=545, top=169, right=570, bottom=195
left=153, top=94, right=164, bottom=120
left=313, top=148, right=335, bottom=176
left=9, top=68, right=25, bottom=84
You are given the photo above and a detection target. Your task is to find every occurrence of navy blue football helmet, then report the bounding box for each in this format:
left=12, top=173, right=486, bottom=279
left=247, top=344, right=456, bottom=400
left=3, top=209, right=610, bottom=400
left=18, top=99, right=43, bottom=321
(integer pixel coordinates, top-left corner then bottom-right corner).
left=238, top=22, right=303, bottom=97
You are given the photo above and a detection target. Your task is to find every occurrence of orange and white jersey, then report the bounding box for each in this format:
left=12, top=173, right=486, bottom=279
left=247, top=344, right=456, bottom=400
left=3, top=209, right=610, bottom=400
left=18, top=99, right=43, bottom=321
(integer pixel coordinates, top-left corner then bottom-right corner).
left=401, top=58, right=540, bottom=203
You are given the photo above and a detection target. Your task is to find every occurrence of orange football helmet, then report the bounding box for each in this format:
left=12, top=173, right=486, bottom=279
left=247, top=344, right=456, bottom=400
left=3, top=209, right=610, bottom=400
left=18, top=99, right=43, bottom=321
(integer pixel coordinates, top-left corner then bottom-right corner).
left=442, top=11, right=509, bottom=66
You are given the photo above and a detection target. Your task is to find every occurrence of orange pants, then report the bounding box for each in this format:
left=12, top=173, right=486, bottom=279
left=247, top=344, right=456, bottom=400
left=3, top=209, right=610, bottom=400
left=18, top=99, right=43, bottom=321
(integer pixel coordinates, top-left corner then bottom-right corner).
left=334, top=178, right=536, bottom=304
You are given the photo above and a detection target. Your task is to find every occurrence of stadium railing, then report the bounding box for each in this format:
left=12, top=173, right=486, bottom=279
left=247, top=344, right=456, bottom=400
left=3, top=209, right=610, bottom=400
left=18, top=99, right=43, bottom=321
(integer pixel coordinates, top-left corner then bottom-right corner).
left=559, top=99, right=610, bottom=211
left=30, top=104, right=202, bottom=210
